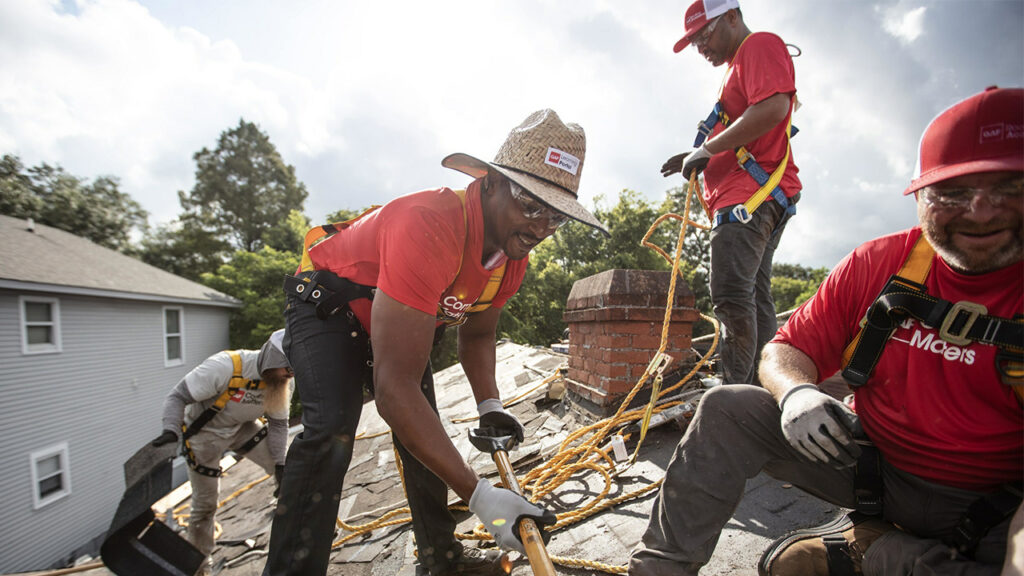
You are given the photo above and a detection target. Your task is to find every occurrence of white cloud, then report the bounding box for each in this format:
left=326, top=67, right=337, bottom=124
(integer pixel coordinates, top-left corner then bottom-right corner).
left=882, top=5, right=927, bottom=44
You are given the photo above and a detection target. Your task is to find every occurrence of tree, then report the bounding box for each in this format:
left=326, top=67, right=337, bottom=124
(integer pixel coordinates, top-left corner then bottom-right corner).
left=136, top=215, right=233, bottom=282
left=0, top=154, right=148, bottom=252
left=771, top=263, right=829, bottom=313
left=181, top=119, right=308, bottom=252
left=199, top=246, right=300, bottom=349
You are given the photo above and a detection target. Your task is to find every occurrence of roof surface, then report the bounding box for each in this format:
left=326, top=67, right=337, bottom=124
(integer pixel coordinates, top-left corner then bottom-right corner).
left=0, top=214, right=238, bottom=306
left=52, top=341, right=838, bottom=576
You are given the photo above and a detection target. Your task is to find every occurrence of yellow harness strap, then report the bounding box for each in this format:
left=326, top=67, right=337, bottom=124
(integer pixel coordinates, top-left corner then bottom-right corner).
left=442, top=189, right=507, bottom=322
left=736, top=114, right=793, bottom=217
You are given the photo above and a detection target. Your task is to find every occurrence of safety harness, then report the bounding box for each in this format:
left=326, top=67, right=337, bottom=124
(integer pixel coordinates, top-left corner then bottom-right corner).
left=839, top=233, right=1024, bottom=555
left=694, top=101, right=798, bottom=228
left=180, top=351, right=269, bottom=478
left=286, top=189, right=506, bottom=326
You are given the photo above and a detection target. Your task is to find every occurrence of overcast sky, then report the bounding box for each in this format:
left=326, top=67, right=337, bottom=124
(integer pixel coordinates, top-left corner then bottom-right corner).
left=2, top=0, right=1022, bottom=268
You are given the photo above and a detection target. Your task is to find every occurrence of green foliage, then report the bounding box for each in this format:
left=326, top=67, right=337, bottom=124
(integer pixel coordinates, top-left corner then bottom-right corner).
left=264, top=209, right=310, bottom=254
left=0, top=154, right=148, bottom=252
left=771, top=263, right=829, bottom=313
left=136, top=214, right=233, bottom=282
left=181, top=119, right=309, bottom=252
left=200, top=246, right=300, bottom=349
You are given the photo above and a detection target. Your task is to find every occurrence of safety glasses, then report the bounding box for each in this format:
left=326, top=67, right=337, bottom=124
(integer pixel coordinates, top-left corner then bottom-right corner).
left=918, top=178, right=1024, bottom=211
left=508, top=181, right=570, bottom=229
left=691, top=16, right=722, bottom=50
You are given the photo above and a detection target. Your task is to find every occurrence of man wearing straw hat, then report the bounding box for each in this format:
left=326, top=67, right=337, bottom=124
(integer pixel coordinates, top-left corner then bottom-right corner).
left=264, top=110, right=608, bottom=576
left=630, top=87, right=1022, bottom=575
left=661, top=0, right=801, bottom=386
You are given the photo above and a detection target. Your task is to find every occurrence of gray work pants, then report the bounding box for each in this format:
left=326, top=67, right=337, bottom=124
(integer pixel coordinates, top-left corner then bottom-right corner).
left=187, top=422, right=277, bottom=561
left=628, top=385, right=1013, bottom=576
left=709, top=197, right=792, bottom=385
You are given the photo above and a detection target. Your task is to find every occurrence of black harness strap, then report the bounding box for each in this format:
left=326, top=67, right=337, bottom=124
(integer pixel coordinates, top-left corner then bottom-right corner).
left=947, top=483, right=1023, bottom=556
left=853, top=442, right=883, bottom=517
left=283, top=271, right=376, bottom=320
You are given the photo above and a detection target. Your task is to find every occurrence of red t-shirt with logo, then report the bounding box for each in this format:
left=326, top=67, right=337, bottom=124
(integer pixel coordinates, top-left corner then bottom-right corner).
left=306, top=180, right=528, bottom=334
left=773, top=227, right=1023, bottom=491
left=703, top=31, right=801, bottom=213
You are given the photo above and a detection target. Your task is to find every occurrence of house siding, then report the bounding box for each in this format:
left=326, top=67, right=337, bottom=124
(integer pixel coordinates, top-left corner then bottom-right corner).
left=0, top=288, right=231, bottom=572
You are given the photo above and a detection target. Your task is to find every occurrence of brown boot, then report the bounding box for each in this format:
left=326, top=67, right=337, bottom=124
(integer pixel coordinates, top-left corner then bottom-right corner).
left=758, top=512, right=896, bottom=576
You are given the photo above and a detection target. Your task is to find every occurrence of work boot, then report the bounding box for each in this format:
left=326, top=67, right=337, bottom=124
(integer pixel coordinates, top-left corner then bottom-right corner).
left=758, top=512, right=896, bottom=576
left=432, top=545, right=509, bottom=576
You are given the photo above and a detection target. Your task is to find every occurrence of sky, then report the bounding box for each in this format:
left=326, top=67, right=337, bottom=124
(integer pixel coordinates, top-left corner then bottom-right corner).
left=1, top=0, right=1022, bottom=268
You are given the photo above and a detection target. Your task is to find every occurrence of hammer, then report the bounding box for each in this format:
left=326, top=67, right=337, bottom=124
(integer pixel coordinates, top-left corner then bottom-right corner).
left=469, top=427, right=557, bottom=576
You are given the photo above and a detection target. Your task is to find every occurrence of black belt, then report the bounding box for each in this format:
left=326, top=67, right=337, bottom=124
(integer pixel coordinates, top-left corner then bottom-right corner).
left=283, top=271, right=376, bottom=320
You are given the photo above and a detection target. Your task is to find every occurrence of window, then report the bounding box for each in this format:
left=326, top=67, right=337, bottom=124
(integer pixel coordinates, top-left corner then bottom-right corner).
left=30, top=443, right=71, bottom=509
left=20, top=296, right=61, bottom=355
left=164, top=306, right=184, bottom=366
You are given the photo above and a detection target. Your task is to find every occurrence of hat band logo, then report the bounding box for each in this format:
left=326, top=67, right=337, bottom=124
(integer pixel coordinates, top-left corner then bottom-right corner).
left=546, top=147, right=579, bottom=175
left=686, top=11, right=706, bottom=25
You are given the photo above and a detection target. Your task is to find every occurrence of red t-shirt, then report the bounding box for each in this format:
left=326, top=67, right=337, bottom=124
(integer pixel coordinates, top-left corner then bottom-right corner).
left=306, top=180, right=528, bottom=334
left=703, top=31, right=801, bottom=213
left=773, top=228, right=1023, bottom=491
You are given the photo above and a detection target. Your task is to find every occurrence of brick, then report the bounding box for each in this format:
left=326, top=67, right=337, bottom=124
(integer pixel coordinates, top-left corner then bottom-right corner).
left=629, top=334, right=666, bottom=350
left=602, top=321, right=655, bottom=336
left=606, top=349, right=654, bottom=366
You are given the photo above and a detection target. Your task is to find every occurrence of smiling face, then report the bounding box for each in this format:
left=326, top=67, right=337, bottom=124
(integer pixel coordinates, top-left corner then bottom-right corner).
left=480, top=175, right=563, bottom=261
left=916, top=170, right=1024, bottom=274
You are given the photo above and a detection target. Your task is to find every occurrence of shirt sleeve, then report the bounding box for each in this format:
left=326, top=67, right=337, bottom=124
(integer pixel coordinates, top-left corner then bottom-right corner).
left=737, top=33, right=796, bottom=106
left=376, top=203, right=463, bottom=315
left=182, top=353, right=234, bottom=403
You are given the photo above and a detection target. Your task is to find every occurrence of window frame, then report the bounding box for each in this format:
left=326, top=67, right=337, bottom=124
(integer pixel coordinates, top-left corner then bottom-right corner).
left=29, top=442, right=72, bottom=509
left=19, top=296, right=62, bottom=355
left=163, top=306, right=185, bottom=367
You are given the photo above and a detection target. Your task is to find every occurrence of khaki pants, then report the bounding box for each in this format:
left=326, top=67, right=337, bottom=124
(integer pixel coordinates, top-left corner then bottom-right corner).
left=186, top=421, right=276, bottom=561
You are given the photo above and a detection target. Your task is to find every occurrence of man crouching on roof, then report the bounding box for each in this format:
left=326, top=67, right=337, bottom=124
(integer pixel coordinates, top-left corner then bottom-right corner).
left=263, top=110, right=610, bottom=576
left=629, top=87, right=1023, bottom=576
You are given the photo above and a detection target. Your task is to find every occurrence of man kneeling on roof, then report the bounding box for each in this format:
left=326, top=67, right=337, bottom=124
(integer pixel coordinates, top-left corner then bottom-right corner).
left=151, top=329, right=293, bottom=575
left=629, top=87, right=1023, bottom=576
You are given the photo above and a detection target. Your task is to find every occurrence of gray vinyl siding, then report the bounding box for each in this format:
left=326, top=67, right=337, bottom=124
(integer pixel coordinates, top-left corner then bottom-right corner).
left=0, top=287, right=230, bottom=572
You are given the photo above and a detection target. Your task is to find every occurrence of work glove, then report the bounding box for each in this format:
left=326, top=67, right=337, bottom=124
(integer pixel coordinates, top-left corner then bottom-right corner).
left=273, top=464, right=285, bottom=498
left=662, top=146, right=713, bottom=179
left=477, top=398, right=525, bottom=446
left=779, top=385, right=862, bottom=468
left=151, top=429, right=179, bottom=447
left=468, top=478, right=558, bottom=554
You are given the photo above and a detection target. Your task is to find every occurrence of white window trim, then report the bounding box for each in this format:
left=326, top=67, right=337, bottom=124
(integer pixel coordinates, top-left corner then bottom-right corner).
left=19, top=296, right=62, bottom=355
left=29, top=442, right=72, bottom=509
left=163, top=306, right=185, bottom=367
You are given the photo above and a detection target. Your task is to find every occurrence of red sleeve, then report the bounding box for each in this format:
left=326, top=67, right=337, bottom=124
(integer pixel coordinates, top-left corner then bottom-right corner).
left=376, top=203, right=463, bottom=316
left=772, top=231, right=916, bottom=382
left=734, top=33, right=796, bottom=106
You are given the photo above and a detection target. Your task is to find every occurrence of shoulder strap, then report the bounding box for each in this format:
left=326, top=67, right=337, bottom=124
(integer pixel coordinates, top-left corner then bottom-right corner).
left=181, top=351, right=264, bottom=440
left=438, top=190, right=507, bottom=323
left=300, top=206, right=381, bottom=272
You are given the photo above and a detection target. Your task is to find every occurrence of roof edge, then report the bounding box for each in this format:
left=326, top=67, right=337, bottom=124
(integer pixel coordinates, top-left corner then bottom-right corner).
left=0, top=279, right=243, bottom=308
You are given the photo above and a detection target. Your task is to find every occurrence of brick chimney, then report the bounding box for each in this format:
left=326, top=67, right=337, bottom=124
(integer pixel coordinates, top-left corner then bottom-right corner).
left=562, top=269, right=697, bottom=416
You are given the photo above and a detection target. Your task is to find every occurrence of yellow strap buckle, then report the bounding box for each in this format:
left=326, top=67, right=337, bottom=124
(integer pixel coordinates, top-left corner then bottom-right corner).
left=939, top=301, right=987, bottom=347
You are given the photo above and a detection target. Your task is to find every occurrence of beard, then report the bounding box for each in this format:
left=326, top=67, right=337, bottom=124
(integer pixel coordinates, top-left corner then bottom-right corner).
left=263, top=378, right=292, bottom=416
left=920, top=216, right=1023, bottom=274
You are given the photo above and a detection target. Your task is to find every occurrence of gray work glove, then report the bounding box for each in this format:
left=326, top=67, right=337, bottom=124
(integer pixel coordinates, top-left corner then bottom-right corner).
left=468, top=478, right=557, bottom=554
left=477, top=398, right=525, bottom=446
left=151, top=429, right=179, bottom=447
left=680, top=144, right=713, bottom=179
left=779, top=385, right=862, bottom=468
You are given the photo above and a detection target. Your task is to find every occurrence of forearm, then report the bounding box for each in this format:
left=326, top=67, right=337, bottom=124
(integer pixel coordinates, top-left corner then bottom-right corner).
left=266, top=417, right=288, bottom=466
left=705, top=92, right=792, bottom=156
left=759, top=342, right=820, bottom=406
left=161, top=380, right=195, bottom=432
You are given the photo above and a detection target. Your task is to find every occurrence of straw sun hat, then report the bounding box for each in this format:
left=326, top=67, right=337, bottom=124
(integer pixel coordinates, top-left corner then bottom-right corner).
left=442, top=109, right=608, bottom=235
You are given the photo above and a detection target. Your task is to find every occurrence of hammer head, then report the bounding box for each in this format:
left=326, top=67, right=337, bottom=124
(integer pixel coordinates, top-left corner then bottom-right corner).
left=469, top=427, right=518, bottom=454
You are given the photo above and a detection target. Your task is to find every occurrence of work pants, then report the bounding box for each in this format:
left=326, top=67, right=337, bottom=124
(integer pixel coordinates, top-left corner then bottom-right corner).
left=709, top=197, right=792, bottom=385
left=628, top=385, right=1012, bottom=576
left=263, top=284, right=460, bottom=576
left=186, top=422, right=276, bottom=561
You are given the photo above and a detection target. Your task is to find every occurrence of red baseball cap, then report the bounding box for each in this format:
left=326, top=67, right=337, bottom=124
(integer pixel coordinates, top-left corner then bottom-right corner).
left=673, top=0, right=741, bottom=53
left=905, top=86, right=1024, bottom=195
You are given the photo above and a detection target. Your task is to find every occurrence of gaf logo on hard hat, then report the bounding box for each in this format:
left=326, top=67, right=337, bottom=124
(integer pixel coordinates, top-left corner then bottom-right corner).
left=546, top=147, right=579, bottom=175
left=980, top=124, right=1005, bottom=143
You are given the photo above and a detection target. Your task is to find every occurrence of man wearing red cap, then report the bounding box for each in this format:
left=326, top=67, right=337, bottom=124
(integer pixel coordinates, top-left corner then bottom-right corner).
left=631, top=87, right=1023, bottom=576
left=661, top=0, right=801, bottom=386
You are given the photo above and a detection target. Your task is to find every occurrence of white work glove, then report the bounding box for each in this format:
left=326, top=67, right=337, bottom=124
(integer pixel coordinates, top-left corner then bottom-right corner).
left=779, top=385, right=862, bottom=468
left=680, top=144, right=713, bottom=179
left=468, top=478, right=557, bottom=554
left=477, top=398, right=525, bottom=446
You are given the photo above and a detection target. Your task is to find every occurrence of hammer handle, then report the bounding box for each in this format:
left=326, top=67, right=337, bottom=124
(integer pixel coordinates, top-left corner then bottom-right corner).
left=492, top=451, right=557, bottom=576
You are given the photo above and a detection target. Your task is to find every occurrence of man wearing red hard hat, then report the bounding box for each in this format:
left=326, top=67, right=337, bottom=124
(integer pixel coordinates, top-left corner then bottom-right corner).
left=661, top=0, right=803, bottom=389
left=631, top=87, right=1023, bottom=575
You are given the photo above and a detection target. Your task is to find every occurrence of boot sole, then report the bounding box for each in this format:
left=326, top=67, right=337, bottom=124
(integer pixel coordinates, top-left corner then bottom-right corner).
left=757, top=512, right=855, bottom=576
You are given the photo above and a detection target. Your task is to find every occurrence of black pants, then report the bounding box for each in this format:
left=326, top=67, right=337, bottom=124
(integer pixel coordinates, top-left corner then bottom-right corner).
left=263, top=275, right=460, bottom=575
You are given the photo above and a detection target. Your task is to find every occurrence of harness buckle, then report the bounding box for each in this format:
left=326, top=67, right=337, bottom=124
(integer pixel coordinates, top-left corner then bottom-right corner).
left=730, top=204, right=752, bottom=224
left=940, top=301, right=987, bottom=347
